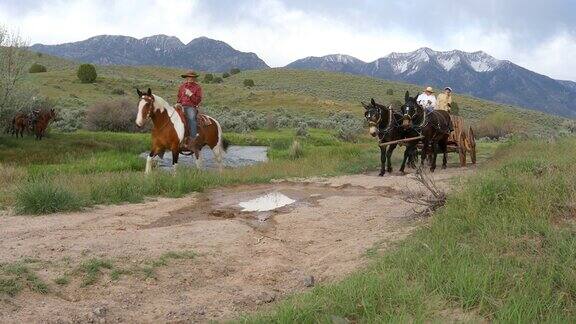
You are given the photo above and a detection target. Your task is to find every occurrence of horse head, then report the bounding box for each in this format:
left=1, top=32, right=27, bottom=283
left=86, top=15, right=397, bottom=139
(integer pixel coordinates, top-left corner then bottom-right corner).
left=135, top=88, right=155, bottom=127
left=362, top=98, right=390, bottom=137
left=400, top=91, right=421, bottom=129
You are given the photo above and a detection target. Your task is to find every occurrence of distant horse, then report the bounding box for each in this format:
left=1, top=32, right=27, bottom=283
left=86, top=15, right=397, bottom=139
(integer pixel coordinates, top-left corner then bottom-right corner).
left=33, top=109, right=56, bottom=140
left=401, top=91, right=451, bottom=172
left=135, top=88, right=227, bottom=173
left=362, top=98, right=418, bottom=176
left=11, top=113, right=28, bottom=138
left=10, top=108, right=55, bottom=139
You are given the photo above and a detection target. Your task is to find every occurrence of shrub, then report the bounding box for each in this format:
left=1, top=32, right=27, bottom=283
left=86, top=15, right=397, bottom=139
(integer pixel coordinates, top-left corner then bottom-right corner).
left=52, top=107, right=85, bottom=132
left=561, top=120, right=576, bottom=133
left=243, top=79, right=255, bottom=87
left=230, top=68, right=241, bottom=75
left=296, top=122, right=308, bottom=137
left=386, top=89, right=394, bottom=95
left=476, top=112, right=521, bottom=139
left=222, top=72, right=230, bottom=78
left=213, top=77, right=224, bottom=84
left=85, top=99, right=145, bottom=132
left=15, top=182, right=82, bottom=215
left=111, top=88, right=125, bottom=95
left=77, top=64, right=97, bottom=83
left=451, top=101, right=460, bottom=116
left=266, top=113, right=276, bottom=130
left=36, top=52, right=43, bottom=57
left=28, top=63, right=47, bottom=73
left=289, top=140, right=303, bottom=160
left=203, top=74, right=214, bottom=83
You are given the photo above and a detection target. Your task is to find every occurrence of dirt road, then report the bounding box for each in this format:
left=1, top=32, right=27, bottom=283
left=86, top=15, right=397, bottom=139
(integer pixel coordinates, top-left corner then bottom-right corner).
left=0, top=168, right=472, bottom=323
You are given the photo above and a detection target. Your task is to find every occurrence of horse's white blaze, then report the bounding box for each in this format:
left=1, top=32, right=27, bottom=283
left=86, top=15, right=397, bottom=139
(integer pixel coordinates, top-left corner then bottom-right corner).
left=369, top=126, right=378, bottom=136
left=136, top=99, right=147, bottom=127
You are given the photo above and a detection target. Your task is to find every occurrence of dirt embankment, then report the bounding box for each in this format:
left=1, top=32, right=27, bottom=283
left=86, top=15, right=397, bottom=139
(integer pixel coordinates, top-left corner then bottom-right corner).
left=0, top=168, right=472, bottom=323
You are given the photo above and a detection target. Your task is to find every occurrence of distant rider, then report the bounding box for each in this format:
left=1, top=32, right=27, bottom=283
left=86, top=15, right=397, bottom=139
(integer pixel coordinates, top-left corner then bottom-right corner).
left=436, top=87, right=452, bottom=112
left=434, top=86, right=455, bottom=133
left=417, top=86, right=437, bottom=113
left=177, top=70, right=203, bottom=151
left=28, top=108, right=41, bottom=130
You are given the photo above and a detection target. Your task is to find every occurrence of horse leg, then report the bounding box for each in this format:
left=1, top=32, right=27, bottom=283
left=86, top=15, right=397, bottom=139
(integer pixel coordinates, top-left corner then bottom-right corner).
left=386, top=144, right=396, bottom=173
left=420, top=139, right=428, bottom=167
left=400, top=144, right=413, bottom=174
left=378, top=145, right=386, bottom=176
left=145, top=151, right=156, bottom=174
left=195, top=151, right=203, bottom=170
left=171, top=146, right=180, bottom=174
left=430, top=142, right=438, bottom=173
left=442, top=140, right=448, bottom=169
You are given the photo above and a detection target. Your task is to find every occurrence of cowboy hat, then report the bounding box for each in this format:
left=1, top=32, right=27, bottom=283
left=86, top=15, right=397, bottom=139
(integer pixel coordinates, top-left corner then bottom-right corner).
left=181, top=70, right=199, bottom=78
left=444, top=87, right=453, bottom=92
left=425, top=86, right=434, bottom=93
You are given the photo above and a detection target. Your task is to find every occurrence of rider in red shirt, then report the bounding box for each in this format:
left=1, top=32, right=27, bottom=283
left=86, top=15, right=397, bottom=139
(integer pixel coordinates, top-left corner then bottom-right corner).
left=177, top=71, right=203, bottom=150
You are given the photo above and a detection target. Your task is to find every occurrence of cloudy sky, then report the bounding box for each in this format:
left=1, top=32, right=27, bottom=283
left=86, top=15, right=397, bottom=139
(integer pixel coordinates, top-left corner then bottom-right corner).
left=1, top=0, right=575, bottom=80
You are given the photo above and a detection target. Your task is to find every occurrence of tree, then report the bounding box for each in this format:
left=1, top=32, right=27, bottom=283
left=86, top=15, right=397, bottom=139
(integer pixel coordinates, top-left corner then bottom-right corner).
left=222, top=72, right=230, bottom=78
left=243, top=79, right=255, bottom=87
left=202, top=73, right=214, bottom=83
left=29, top=63, right=47, bottom=73
left=0, top=26, right=31, bottom=125
left=77, top=64, right=97, bottom=83
left=230, top=68, right=241, bottom=75
left=213, top=76, right=224, bottom=84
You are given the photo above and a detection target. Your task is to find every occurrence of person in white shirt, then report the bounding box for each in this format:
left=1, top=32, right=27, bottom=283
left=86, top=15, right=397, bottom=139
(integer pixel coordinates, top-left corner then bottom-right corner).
left=417, top=86, right=437, bottom=113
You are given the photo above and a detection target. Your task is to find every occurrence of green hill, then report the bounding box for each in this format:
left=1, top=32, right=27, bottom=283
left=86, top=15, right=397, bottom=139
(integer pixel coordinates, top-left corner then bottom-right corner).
left=25, top=52, right=566, bottom=135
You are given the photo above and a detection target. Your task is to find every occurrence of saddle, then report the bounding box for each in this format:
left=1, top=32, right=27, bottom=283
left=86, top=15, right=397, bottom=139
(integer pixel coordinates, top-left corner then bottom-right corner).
left=174, top=104, right=213, bottom=138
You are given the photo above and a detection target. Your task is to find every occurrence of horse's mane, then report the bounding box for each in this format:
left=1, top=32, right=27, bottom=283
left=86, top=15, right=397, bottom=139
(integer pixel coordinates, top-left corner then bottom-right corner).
left=152, top=95, right=174, bottom=113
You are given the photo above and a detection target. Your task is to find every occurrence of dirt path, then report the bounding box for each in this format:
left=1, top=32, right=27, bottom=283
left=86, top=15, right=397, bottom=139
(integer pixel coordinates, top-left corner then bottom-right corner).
left=0, top=168, right=473, bottom=323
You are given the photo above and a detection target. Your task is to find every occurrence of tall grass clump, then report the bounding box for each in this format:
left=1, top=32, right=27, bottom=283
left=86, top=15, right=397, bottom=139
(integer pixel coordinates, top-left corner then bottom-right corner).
left=288, top=140, right=304, bottom=160
left=244, top=137, right=576, bottom=323
left=15, top=181, right=82, bottom=215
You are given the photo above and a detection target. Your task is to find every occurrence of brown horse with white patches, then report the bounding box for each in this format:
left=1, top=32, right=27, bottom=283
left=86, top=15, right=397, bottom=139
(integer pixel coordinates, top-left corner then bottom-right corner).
left=135, top=88, right=227, bottom=173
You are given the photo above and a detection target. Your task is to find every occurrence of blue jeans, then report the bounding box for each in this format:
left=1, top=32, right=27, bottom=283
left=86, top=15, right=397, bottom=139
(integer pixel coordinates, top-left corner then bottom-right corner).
left=183, top=106, right=197, bottom=138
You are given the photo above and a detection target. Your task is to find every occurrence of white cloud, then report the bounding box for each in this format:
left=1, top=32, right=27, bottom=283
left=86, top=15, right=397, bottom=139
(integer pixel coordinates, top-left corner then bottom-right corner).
left=0, top=0, right=573, bottom=80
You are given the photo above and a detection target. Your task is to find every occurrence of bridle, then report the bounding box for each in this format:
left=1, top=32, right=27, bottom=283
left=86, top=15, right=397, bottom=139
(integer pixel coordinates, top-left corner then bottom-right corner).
left=366, top=104, right=395, bottom=137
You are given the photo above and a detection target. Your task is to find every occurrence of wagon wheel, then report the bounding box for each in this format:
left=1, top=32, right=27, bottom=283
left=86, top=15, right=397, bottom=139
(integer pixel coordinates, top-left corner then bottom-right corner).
left=458, top=129, right=467, bottom=167
left=469, top=126, right=477, bottom=164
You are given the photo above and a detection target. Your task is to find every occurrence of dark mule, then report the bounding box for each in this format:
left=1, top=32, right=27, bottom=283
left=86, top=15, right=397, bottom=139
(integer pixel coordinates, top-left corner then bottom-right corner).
left=33, top=109, right=56, bottom=140
left=362, top=98, right=418, bottom=176
left=401, top=91, right=451, bottom=172
left=135, top=88, right=227, bottom=173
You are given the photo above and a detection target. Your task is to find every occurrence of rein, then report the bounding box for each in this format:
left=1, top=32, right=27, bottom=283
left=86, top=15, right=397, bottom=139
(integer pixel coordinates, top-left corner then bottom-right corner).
left=373, top=105, right=395, bottom=136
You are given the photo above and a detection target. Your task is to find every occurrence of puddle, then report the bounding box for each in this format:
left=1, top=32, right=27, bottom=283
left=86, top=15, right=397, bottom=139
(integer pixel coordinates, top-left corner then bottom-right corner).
left=140, top=146, right=268, bottom=170
left=239, top=192, right=296, bottom=212
left=139, top=182, right=402, bottom=231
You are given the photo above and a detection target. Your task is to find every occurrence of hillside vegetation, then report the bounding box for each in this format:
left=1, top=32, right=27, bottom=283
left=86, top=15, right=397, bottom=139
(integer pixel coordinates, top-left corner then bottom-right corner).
left=24, top=52, right=567, bottom=136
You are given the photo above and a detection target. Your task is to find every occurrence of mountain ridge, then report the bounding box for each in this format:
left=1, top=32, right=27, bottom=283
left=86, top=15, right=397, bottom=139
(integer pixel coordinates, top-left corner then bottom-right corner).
left=30, top=34, right=269, bottom=72
left=287, top=48, right=576, bottom=118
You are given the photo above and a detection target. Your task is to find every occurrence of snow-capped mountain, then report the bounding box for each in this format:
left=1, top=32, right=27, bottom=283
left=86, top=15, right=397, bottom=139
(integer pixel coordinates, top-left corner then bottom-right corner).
left=287, top=48, right=576, bottom=118
left=286, top=54, right=365, bottom=74
left=30, top=35, right=269, bottom=72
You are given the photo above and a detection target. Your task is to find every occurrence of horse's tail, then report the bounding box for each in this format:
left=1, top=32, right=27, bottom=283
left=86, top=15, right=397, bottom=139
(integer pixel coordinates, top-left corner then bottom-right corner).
left=213, top=117, right=228, bottom=154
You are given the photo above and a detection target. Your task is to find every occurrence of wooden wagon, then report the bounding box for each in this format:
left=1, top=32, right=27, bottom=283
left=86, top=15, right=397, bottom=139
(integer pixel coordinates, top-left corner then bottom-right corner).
left=378, top=115, right=477, bottom=167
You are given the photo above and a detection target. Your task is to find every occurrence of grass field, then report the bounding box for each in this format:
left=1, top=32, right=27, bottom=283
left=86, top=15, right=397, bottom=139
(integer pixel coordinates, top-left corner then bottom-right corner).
left=242, top=137, right=576, bottom=323
left=0, top=129, right=496, bottom=215
left=25, top=52, right=567, bottom=136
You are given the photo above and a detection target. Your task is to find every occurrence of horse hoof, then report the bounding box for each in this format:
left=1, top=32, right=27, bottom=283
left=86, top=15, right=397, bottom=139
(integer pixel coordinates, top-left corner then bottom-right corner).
left=378, top=172, right=385, bottom=177
left=387, top=169, right=393, bottom=173
left=442, top=165, right=447, bottom=170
